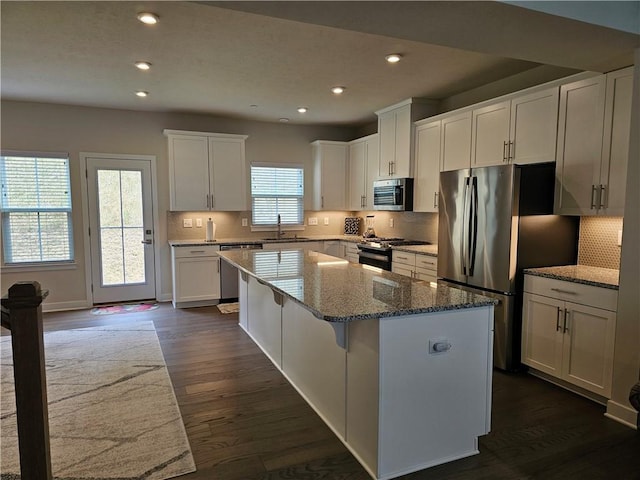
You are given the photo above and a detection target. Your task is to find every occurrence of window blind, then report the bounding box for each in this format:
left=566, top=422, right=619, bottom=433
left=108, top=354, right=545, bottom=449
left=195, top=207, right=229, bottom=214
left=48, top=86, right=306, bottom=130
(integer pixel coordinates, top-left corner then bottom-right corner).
left=251, top=165, right=304, bottom=226
left=1, top=154, right=73, bottom=263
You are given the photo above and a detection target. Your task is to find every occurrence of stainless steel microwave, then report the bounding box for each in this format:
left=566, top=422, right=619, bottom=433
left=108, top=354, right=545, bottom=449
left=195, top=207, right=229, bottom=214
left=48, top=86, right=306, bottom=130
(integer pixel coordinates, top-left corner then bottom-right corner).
left=373, top=178, right=413, bottom=211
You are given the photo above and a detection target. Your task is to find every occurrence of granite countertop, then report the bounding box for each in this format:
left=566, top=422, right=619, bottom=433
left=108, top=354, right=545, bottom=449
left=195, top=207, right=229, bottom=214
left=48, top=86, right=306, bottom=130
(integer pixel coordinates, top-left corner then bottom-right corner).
left=219, top=249, right=495, bottom=323
left=391, top=244, right=438, bottom=257
left=169, top=234, right=364, bottom=247
left=524, top=265, right=620, bottom=290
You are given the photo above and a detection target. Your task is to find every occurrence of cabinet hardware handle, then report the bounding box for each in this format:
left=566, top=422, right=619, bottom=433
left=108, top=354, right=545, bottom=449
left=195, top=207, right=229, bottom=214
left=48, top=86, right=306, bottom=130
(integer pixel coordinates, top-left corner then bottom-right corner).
left=434, top=191, right=438, bottom=209
left=509, top=141, right=514, bottom=162
left=321, top=196, right=324, bottom=208
left=590, top=185, right=600, bottom=210
left=190, top=250, right=206, bottom=254
left=503, top=141, right=508, bottom=162
left=556, top=306, right=562, bottom=331
left=206, top=194, right=210, bottom=209
left=211, top=192, right=215, bottom=209
left=599, top=184, right=606, bottom=209
left=217, top=258, right=220, bottom=273
left=563, top=308, right=569, bottom=333
left=550, top=288, right=577, bottom=295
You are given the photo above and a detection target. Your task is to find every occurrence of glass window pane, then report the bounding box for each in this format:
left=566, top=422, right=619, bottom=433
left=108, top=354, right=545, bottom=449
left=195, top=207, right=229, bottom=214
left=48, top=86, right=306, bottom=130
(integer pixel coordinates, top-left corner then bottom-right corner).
left=123, top=227, right=145, bottom=284
left=100, top=228, right=123, bottom=285
left=97, top=170, right=122, bottom=228
left=120, top=171, right=143, bottom=227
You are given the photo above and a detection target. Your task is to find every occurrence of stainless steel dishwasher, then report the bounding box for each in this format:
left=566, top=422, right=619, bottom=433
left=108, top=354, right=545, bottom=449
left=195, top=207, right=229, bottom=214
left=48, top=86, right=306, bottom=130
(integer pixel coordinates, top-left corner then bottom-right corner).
left=219, top=243, right=263, bottom=300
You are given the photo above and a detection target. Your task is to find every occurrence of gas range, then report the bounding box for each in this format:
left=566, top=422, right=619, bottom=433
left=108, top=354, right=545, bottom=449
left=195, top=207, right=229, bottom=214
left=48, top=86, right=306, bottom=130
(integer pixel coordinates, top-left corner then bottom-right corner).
left=359, top=238, right=429, bottom=251
left=357, top=238, right=431, bottom=271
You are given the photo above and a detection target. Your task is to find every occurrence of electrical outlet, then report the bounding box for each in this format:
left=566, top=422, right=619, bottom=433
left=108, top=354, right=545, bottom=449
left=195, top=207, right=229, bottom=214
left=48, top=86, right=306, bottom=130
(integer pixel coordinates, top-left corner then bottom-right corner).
left=242, top=218, right=248, bottom=227
left=183, top=218, right=193, bottom=228
left=196, top=218, right=202, bottom=228
left=324, top=217, right=329, bottom=225
left=389, top=218, right=394, bottom=228
left=308, top=217, right=318, bottom=226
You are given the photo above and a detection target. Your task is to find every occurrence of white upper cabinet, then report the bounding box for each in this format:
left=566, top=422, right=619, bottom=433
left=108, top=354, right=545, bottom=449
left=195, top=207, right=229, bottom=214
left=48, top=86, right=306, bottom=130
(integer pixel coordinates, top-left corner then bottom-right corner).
left=376, top=99, right=437, bottom=178
left=555, top=67, right=633, bottom=215
left=599, top=67, right=634, bottom=215
left=165, top=130, right=248, bottom=211
left=413, top=120, right=442, bottom=212
left=348, top=134, right=378, bottom=211
left=311, top=140, right=348, bottom=211
left=471, top=87, right=559, bottom=168
left=440, top=110, right=473, bottom=172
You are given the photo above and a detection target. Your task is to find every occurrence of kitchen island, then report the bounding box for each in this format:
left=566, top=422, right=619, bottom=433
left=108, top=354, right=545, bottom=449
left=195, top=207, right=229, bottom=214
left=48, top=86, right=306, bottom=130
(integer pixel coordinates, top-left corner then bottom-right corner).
left=219, top=248, right=496, bottom=480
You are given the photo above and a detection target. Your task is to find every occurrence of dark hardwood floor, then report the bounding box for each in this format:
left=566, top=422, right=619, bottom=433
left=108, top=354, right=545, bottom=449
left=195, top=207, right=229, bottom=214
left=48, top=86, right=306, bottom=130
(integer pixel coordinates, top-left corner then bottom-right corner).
left=20, top=304, right=640, bottom=479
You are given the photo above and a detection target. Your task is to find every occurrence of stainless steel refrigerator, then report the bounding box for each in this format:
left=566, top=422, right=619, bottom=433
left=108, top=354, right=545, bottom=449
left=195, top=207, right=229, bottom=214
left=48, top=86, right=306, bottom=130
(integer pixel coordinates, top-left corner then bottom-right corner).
left=438, top=162, right=578, bottom=371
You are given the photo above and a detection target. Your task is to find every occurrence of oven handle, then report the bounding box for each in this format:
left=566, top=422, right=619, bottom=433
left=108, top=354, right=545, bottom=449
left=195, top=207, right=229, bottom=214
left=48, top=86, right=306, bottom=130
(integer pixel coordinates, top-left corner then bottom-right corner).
left=358, top=251, right=390, bottom=262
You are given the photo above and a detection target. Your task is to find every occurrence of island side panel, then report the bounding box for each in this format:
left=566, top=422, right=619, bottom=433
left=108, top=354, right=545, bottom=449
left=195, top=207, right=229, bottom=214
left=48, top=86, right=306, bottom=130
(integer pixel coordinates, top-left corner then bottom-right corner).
left=281, top=300, right=347, bottom=439
left=346, top=318, right=381, bottom=478
left=377, top=306, right=494, bottom=479
left=238, top=272, right=248, bottom=331
left=246, top=276, right=283, bottom=368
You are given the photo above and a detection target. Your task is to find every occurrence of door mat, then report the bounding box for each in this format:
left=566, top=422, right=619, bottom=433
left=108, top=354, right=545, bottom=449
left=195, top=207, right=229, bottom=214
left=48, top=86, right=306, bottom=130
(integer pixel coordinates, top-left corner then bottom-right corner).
left=91, top=303, right=159, bottom=315
left=217, top=302, right=239, bottom=314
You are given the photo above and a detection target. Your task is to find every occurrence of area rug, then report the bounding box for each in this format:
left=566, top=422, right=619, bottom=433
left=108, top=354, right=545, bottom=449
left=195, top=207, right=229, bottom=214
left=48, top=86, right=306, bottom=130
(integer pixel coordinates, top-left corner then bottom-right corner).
left=91, top=303, right=159, bottom=315
left=0, top=321, right=196, bottom=480
left=217, top=302, right=239, bottom=314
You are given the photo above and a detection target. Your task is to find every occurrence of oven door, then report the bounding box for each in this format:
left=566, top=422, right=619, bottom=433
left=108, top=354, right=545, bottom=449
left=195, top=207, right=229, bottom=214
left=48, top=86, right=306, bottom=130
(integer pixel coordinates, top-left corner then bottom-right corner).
left=358, top=248, right=391, bottom=270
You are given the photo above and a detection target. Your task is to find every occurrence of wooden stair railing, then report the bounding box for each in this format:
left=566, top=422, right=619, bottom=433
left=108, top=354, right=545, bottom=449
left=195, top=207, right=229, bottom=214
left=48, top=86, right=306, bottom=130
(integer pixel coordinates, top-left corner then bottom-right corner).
left=1, top=281, right=53, bottom=480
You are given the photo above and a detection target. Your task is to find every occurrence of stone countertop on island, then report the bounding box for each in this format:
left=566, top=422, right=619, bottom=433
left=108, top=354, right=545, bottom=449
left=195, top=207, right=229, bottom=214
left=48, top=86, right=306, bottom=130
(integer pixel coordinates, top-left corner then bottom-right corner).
left=391, top=244, right=438, bottom=257
left=524, top=265, right=620, bottom=290
left=219, top=248, right=495, bottom=323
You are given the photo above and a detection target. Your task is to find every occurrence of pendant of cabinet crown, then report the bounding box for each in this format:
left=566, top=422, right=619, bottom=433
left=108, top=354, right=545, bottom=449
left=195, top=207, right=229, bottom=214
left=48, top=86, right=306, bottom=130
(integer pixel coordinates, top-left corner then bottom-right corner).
left=311, top=140, right=348, bottom=210
left=348, top=134, right=378, bottom=210
left=164, top=129, right=248, bottom=211
left=376, top=98, right=438, bottom=178
left=554, top=67, right=633, bottom=216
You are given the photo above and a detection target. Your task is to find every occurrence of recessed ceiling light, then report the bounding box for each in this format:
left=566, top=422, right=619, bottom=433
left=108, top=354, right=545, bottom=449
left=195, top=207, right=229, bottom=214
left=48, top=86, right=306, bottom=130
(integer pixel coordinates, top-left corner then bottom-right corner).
left=331, top=86, right=345, bottom=95
left=279, top=118, right=290, bottom=123
left=385, top=54, right=402, bottom=63
left=135, top=61, right=152, bottom=71
left=135, top=91, right=149, bottom=97
left=297, top=107, right=308, bottom=113
left=137, top=12, right=159, bottom=25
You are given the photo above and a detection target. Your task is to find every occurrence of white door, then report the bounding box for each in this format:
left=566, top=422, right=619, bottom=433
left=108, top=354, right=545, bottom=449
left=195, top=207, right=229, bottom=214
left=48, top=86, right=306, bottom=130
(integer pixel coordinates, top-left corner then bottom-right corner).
left=85, top=156, right=156, bottom=304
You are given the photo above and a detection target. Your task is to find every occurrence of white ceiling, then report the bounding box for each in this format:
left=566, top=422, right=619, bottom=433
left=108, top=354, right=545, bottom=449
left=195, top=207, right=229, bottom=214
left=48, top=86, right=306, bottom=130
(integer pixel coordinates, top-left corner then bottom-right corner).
left=1, top=1, right=638, bottom=126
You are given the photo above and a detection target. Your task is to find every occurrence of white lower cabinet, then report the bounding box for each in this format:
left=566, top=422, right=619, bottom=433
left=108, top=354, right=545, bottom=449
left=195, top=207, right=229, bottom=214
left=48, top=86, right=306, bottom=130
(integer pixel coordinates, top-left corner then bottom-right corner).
left=342, top=241, right=360, bottom=263
left=391, top=251, right=438, bottom=283
left=171, top=245, right=221, bottom=308
left=522, top=275, right=617, bottom=398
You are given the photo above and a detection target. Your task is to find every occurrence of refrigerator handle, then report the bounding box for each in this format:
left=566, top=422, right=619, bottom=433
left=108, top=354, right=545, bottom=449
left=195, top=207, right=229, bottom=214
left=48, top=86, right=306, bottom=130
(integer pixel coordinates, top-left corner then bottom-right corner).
left=469, top=176, right=479, bottom=276
left=461, top=177, right=470, bottom=275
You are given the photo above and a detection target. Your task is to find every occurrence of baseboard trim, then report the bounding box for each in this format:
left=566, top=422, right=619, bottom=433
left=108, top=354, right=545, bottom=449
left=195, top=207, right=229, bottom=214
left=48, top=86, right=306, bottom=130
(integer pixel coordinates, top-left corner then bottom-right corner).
left=42, top=300, right=90, bottom=313
left=605, top=400, right=638, bottom=430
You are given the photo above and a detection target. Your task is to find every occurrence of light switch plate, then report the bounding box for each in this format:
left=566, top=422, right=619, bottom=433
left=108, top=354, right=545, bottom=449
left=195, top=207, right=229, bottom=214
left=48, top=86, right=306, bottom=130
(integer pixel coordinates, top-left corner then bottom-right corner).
left=196, top=218, right=202, bottom=227
left=242, top=218, right=248, bottom=227
left=183, top=218, right=193, bottom=228
left=323, top=217, right=329, bottom=225
left=389, top=218, right=394, bottom=228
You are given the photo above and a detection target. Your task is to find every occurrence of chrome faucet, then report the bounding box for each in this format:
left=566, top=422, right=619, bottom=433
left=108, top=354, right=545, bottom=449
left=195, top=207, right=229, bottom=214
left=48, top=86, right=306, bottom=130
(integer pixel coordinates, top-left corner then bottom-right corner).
left=277, top=214, right=285, bottom=238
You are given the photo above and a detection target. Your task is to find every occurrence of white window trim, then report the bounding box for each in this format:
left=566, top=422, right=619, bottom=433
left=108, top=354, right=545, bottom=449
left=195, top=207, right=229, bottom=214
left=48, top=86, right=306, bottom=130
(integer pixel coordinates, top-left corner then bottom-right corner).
left=1, top=150, right=74, bottom=266
left=250, top=162, right=305, bottom=232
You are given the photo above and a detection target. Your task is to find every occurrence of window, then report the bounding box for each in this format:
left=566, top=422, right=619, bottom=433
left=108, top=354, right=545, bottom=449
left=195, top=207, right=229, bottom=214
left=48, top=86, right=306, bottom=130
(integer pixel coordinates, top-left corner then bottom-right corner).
left=1, top=153, right=74, bottom=264
left=251, top=164, right=304, bottom=226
